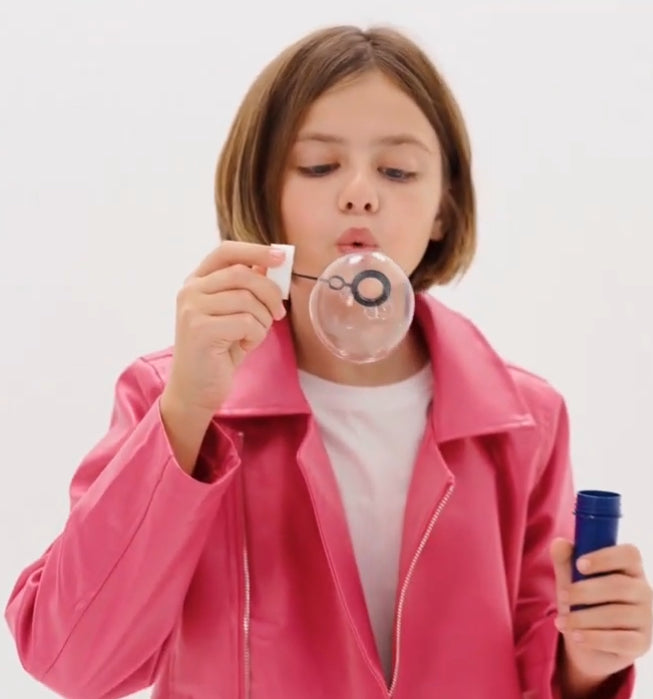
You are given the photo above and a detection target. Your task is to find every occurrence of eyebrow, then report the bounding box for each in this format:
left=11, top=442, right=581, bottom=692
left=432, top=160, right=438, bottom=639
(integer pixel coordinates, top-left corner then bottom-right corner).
left=296, top=132, right=434, bottom=154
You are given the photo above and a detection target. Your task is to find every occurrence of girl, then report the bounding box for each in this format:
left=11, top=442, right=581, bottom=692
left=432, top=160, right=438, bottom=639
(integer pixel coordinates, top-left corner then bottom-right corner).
left=6, top=25, right=651, bottom=699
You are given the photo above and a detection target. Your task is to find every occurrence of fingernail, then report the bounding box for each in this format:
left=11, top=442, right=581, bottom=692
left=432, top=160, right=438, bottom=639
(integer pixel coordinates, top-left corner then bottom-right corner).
left=270, top=249, right=286, bottom=261
left=577, top=558, right=590, bottom=573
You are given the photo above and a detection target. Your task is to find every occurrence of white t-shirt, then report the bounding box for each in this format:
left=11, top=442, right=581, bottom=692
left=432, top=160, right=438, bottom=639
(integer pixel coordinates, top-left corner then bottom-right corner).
left=297, top=363, right=433, bottom=681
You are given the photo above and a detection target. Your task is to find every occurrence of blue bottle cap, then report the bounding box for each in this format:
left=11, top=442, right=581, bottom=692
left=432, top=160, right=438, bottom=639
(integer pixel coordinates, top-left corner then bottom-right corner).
left=574, top=490, right=621, bottom=518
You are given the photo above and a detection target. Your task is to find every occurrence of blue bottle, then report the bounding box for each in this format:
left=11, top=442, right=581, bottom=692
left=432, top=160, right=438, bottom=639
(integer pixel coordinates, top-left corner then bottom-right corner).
left=572, top=490, right=621, bottom=585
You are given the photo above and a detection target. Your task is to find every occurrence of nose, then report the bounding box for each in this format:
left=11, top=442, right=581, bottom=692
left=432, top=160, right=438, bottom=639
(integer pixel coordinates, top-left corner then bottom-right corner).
left=337, top=170, right=379, bottom=214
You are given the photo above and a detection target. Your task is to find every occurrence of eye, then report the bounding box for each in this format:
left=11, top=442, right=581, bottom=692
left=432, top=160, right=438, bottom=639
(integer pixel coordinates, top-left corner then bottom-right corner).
left=380, top=167, right=417, bottom=182
left=297, top=164, right=339, bottom=177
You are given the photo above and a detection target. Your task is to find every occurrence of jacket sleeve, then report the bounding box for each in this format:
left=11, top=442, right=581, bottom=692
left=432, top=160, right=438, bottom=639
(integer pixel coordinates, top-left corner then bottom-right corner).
left=4, top=356, right=241, bottom=699
left=514, top=394, right=636, bottom=698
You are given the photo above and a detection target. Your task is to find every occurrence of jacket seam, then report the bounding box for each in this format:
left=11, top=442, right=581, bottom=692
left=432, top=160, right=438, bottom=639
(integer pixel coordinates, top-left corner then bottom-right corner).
left=41, top=453, right=174, bottom=683
left=40, top=356, right=173, bottom=683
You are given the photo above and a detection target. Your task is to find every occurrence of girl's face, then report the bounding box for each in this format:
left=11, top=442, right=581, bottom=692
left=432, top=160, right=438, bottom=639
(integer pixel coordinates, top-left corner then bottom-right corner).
left=281, top=70, right=444, bottom=282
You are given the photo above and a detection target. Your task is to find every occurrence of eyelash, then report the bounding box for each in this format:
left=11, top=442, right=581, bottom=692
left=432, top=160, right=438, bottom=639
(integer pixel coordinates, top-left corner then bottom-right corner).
left=297, top=164, right=417, bottom=182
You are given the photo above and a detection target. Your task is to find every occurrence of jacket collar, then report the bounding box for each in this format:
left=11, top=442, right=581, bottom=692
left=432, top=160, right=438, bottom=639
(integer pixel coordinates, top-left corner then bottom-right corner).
left=216, top=293, right=535, bottom=441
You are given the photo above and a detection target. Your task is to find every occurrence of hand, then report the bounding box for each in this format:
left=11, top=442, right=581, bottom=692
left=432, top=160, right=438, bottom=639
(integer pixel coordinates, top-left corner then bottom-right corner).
left=550, top=539, right=652, bottom=685
left=163, top=240, right=287, bottom=416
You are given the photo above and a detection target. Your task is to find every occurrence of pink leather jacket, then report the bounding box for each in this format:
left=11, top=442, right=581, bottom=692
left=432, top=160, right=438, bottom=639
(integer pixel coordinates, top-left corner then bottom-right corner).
left=6, top=294, right=635, bottom=698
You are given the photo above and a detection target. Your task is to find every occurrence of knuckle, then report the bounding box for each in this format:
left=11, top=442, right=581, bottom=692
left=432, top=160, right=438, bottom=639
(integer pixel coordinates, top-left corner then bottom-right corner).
left=613, top=575, right=631, bottom=597
left=572, top=583, right=590, bottom=605
left=251, top=324, right=266, bottom=343
left=176, top=298, right=196, bottom=322
left=642, top=581, right=653, bottom=605
left=214, top=239, right=235, bottom=258
left=229, top=263, right=250, bottom=281
left=624, top=543, right=641, bottom=562
left=176, top=293, right=201, bottom=324
left=257, top=323, right=269, bottom=342
left=242, top=313, right=259, bottom=332
left=177, top=277, right=199, bottom=301
left=176, top=284, right=189, bottom=305
left=237, top=287, right=256, bottom=306
left=613, top=579, right=633, bottom=601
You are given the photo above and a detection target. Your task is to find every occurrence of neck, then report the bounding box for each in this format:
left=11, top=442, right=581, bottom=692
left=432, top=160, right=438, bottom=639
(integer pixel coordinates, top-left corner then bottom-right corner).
left=287, top=286, right=430, bottom=386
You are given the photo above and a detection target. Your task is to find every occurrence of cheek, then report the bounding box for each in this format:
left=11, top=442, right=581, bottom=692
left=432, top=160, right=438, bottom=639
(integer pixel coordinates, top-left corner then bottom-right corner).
left=281, top=178, right=330, bottom=242
left=390, top=192, right=439, bottom=248
left=388, top=187, right=441, bottom=268
left=280, top=181, right=304, bottom=240
left=400, top=181, right=441, bottom=216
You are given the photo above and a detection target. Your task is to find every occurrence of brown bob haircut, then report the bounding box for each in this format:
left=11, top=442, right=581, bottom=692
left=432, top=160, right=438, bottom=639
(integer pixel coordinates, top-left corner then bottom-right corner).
left=215, top=25, right=476, bottom=291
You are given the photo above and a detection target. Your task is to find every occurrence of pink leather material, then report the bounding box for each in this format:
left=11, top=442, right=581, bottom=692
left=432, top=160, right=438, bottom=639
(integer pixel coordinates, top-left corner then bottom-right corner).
left=6, top=294, right=635, bottom=698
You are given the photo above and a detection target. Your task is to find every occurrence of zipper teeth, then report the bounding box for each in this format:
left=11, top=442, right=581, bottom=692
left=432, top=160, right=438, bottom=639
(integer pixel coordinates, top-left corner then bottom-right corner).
left=389, top=483, right=454, bottom=696
left=243, top=544, right=251, bottom=699
left=236, top=430, right=251, bottom=699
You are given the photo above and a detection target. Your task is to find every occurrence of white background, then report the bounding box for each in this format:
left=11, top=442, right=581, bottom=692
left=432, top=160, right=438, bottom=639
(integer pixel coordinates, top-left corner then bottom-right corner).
left=1, top=1, right=652, bottom=696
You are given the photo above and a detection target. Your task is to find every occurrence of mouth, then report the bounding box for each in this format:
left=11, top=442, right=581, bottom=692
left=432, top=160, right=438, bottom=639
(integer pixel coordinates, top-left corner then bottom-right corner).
left=336, top=227, right=379, bottom=252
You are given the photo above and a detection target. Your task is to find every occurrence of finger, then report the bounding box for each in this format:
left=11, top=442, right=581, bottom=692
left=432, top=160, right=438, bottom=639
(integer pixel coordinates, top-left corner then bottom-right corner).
left=561, top=603, right=643, bottom=632
left=577, top=544, right=645, bottom=579
left=550, top=538, right=574, bottom=598
left=194, top=241, right=285, bottom=277
left=568, top=574, right=651, bottom=608
left=197, top=265, right=285, bottom=320
left=199, top=289, right=275, bottom=330
left=568, top=629, right=647, bottom=656
left=210, top=313, right=268, bottom=350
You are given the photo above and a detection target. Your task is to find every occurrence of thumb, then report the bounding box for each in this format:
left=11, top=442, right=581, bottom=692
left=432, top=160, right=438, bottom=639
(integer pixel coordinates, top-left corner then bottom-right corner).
left=550, top=537, right=574, bottom=598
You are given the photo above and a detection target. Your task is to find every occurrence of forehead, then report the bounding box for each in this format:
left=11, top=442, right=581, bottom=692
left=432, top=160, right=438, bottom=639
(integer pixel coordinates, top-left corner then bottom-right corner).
left=297, top=71, right=439, bottom=152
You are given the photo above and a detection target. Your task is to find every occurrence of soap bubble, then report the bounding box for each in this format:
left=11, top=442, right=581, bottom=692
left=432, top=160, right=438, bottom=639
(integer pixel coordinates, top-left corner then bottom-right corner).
left=307, top=251, right=415, bottom=363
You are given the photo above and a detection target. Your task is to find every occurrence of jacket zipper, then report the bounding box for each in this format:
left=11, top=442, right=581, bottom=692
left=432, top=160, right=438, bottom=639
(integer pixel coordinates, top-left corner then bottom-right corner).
left=388, top=482, right=455, bottom=696
left=243, top=542, right=252, bottom=699
left=238, top=438, right=453, bottom=699
left=235, top=429, right=252, bottom=699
